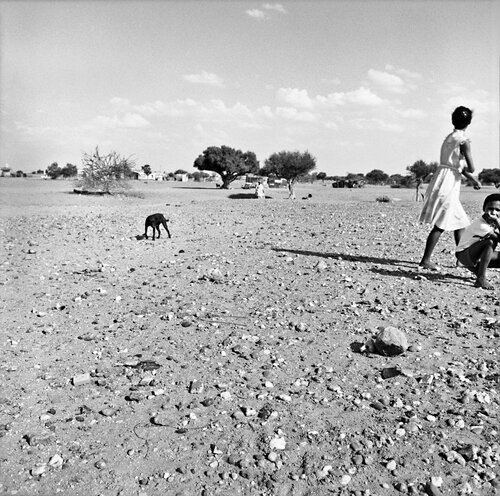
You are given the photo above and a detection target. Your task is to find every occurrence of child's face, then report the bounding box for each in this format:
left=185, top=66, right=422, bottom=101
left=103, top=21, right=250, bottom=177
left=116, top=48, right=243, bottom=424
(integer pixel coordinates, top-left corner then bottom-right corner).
left=484, top=200, right=500, bottom=220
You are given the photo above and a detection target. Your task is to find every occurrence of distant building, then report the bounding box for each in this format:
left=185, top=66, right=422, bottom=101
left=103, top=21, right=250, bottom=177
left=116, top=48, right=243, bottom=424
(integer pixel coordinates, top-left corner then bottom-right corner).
left=175, top=173, right=189, bottom=182
left=1, top=166, right=11, bottom=177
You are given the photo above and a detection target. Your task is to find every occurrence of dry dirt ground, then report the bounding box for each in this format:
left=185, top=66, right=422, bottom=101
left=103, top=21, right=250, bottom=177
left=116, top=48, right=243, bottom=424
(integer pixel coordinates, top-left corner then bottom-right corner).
left=0, top=179, right=499, bottom=496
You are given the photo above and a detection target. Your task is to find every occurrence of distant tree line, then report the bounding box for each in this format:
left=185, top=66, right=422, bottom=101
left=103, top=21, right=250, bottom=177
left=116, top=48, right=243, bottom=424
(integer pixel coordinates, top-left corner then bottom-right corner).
left=46, top=162, right=79, bottom=179
left=27, top=145, right=500, bottom=193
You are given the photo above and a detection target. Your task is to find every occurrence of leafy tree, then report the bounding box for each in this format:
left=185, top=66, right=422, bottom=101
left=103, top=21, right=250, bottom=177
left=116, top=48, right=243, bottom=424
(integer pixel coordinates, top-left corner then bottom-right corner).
left=174, top=169, right=188, bottom=175
left=76, top=146, right=136, bottom=193
left=142, top=164, right=152, bottom=177
left=366, top=169, right=388, bottom=185
left=316, top=172, right=327, bottom=181
left=407, top=160, right=438, bottom=183
left=346, top=172, right=366, bottom=182
left=407, top=159, right=429, bottom=180
left=61, top=163, right=78, bottom=178
left=194, top=145, right=259, bottom=189
left=262, top=150, right=316, bottom=198
left=16, top=170, right=25, bottom=177
left=261, top=150, right=316, bottom=182
left=192, top=171, right=210, bottom=182
left=478, top=169, right=500, bottom=186
left=46, top=162, right=62, bottom=179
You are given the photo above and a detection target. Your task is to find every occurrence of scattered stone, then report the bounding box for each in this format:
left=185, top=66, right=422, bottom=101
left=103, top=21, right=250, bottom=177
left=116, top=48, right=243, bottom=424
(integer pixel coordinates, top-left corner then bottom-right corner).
left=189, top=380, right=204, bottom=394
left=425, top=481, right=442, bottom=496
left=31, top=465, right=47, bottom=476
left=99, top=407, right=116, bottom=417
left=48, top=454, right=64, bottom=468
left=370, top=401, right=385, bottom=411
left=374, top=327, right=408, bottom=356
left=94, top=459, right=107, bottom=469
left=267, top=452, right=278, bottom=462
left=72, top=373, right=91, bottom=386
left=24, top=434, right=52, bottom=447
left=381, top=367, right=402, bottom=379
left=270, top=437, right=286, bottom=450
left=340, top=474, right=351, bottom=485
left=314, top=260, right=328, bottom=272
left=135, top=360, right=161, bottom=371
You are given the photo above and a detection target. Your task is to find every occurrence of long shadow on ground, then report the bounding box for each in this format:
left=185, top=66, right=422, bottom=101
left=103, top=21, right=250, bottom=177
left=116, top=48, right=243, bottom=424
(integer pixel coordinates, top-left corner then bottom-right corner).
left=272, top=247, right=411, bottom=267
left=228, top=194, right=273, bottom=200
left=370, top=267, right=473, bottom=284
left=272, top=247, right=471, bottom=283
left=175, top=186, right=220, bottom=190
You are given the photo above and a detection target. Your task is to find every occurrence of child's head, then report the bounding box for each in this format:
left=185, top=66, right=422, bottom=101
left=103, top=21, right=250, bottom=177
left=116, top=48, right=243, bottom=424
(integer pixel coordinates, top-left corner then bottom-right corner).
left=452, top=106, right=473, bottom=130
left=483, top=194, right=500, bottom=216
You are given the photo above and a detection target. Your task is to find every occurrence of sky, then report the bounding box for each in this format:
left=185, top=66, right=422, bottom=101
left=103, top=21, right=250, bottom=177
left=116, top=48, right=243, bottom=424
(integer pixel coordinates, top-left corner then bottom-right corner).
left=0, top=0, right=498, bottom=177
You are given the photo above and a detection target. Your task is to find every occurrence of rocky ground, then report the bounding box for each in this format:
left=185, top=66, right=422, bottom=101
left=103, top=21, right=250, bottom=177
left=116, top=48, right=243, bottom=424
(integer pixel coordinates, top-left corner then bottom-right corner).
left=0, top=179, right=498, bottom=496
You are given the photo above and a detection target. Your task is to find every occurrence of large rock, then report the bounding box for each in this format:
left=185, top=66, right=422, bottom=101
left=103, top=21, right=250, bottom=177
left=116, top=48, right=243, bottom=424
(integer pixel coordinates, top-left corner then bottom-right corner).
left=374, top=327, right=408, bottom=356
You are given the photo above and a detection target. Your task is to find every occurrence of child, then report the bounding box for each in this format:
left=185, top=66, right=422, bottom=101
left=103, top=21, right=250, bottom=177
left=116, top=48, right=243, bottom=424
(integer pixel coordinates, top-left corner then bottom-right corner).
left=456, top=194, right=500, bottom=289
left=419, top=106, right=481, bottom=270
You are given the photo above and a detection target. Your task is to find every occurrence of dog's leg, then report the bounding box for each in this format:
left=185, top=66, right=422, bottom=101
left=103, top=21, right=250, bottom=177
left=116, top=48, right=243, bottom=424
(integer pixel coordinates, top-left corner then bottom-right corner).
left=144, top=221, right=149, bottom=239
left=162, top=220, right=171, bottom=238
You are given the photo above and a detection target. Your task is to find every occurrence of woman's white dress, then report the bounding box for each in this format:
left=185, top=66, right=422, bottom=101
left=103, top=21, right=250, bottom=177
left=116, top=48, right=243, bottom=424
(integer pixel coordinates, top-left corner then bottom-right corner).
left=419, top=129, right=470, bottom=231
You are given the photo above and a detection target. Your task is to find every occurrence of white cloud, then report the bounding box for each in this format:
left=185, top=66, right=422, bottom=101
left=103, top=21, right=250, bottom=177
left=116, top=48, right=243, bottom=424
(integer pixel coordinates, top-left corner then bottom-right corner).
left=246, top=9, right=267, bottom=19
left=385, top=65, right=422, bottom=80
left=109, top=97, right=131, bottom=108
left=276, top=107, right=316, bottom=122
left=246, top=3, right=286, bottom=20
left=263, top=3, right=286, bottom=13
left=278, top=86, right=384, bottom=109
left=256, top=105, right=274, bottom=119
left=276, top=88, right=314, bottom=109
left=183, top=71, right=224, bottom=88
left=136, top=99, right=197, bottom=117
left=93, top=113, right=150, bottom=130
left=345, top=87, right=384, bottom=106
left=398, top=108, right=426, bottom=119
left=351, top=117, right=403, bottom=132
left=324, top=121, right=339, bottom=130
left=15, top=121, right=59, bottom=138
left=320, top=87, right=384, bottom=107
left=368, top=69, right=407, bottom=94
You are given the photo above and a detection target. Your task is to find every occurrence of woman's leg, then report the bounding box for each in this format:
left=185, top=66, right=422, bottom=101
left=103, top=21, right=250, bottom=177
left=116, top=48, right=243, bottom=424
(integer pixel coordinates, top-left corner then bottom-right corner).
left=454, top=228, right=464, bottom=245
left=420, top=226, right=444, bottom=269
left=454, top=228, right=465, bottom=266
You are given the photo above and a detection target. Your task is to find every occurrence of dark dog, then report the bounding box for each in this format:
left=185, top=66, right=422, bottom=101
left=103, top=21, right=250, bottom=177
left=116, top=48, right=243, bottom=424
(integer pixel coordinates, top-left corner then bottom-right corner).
left=144, top=213, right=171, bottom=240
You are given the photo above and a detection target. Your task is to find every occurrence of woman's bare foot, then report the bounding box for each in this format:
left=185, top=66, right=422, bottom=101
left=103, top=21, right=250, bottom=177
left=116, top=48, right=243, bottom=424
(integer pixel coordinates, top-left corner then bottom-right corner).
left=419, top=261, right=440, bottom=271
left=467, top=265, right=479, bottom=276
left=474, top=277, right=493, bottom=290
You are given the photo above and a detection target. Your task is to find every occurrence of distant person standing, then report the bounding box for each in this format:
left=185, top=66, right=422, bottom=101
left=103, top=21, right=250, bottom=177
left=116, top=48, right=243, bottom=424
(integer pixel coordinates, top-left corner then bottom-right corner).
left=255, top=180, right=265, bottom=199
left=287, top=181, right=296, bottom=200
left=415, top=177, right=424, bottom=201
left=419, top=106, right=481, bottom=270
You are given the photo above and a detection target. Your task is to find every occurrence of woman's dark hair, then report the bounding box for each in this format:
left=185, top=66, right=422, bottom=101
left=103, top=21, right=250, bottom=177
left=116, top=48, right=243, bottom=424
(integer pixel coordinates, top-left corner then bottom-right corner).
left=483, top=194, right=500, bottom=210
left=452, top=106, right=473, bottom=129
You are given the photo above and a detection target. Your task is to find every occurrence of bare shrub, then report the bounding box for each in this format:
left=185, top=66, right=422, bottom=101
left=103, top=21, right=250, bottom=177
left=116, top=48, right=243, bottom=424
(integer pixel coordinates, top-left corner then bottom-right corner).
left=75, top=146, right=136, bottom=194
